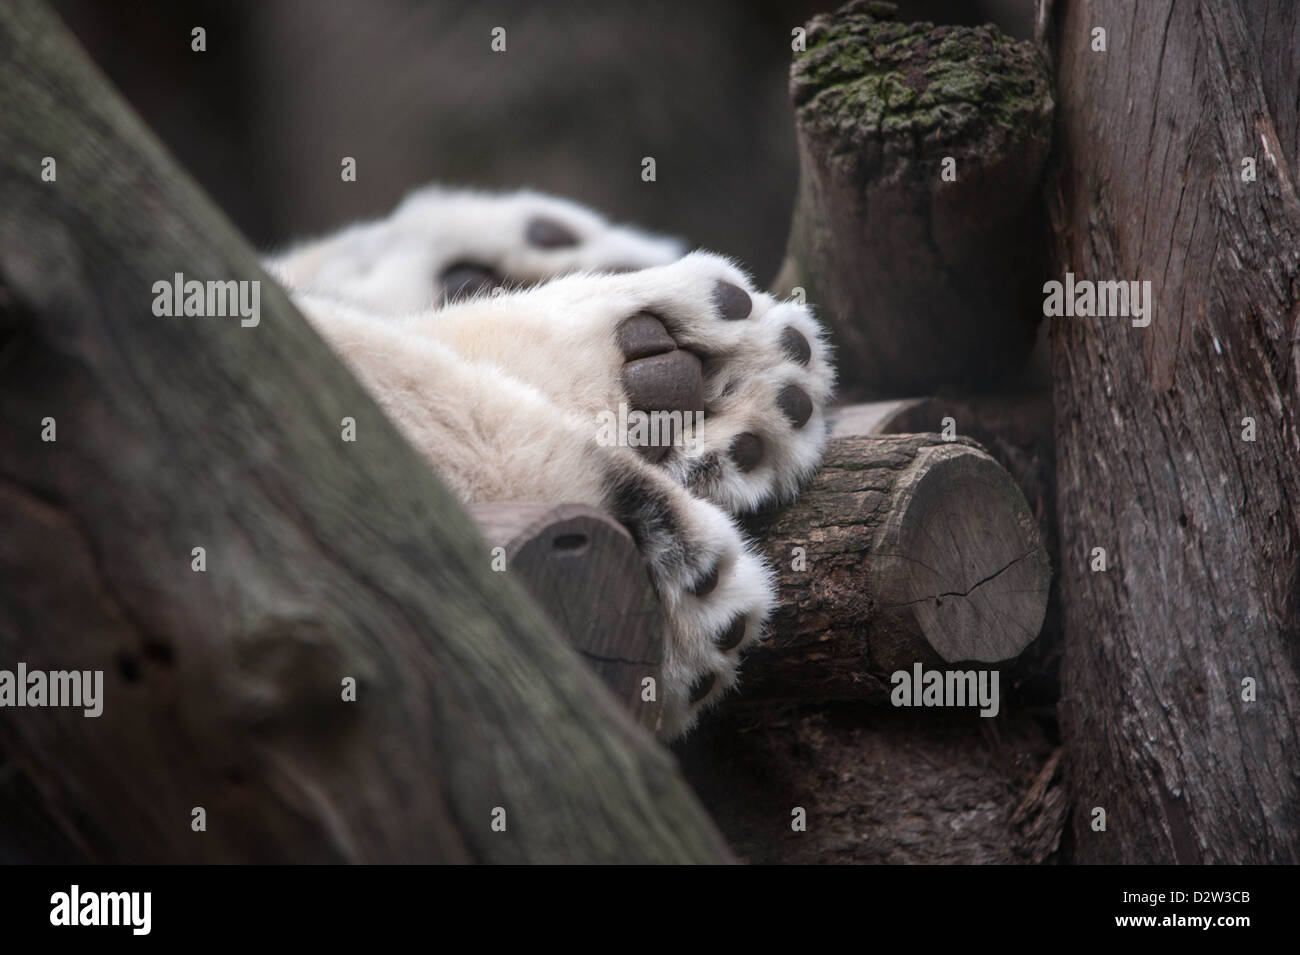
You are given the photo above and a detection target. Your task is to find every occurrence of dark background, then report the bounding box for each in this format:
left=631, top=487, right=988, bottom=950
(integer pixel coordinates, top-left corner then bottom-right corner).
left=52, top=0, right=1033, bottom=285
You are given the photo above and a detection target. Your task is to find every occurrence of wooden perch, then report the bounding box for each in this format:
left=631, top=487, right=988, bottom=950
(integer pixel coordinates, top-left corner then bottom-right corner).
left=827, top=395, right=1063, bottom=699
left=739, top=432, right=1050, bottom=702
left=0, top=0, right=730, bottom=864
left=468, top=503, right=662, bottom=733
left=827, top=394, right=1056, bottom=563
left=775, top=0, right=1054, bottom=399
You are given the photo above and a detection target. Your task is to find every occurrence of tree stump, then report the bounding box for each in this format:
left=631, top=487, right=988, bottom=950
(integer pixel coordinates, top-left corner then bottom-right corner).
left=775, top=0, right=1054, bottom=399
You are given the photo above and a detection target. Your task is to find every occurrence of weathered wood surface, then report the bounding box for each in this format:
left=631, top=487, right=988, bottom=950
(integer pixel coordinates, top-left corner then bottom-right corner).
left=739, top=433, right=1050, bottom=702
left=775, top=0, right=1054, bottom=399
left=468, top=502, right=662, bottom=733
left=676, top=704, right=1067, bottom=864
left=828, top=396, right=1063, bottom=700
left=1048, top=0, right=1300, bottom=862
left=0, top=0, right=731, bottom=864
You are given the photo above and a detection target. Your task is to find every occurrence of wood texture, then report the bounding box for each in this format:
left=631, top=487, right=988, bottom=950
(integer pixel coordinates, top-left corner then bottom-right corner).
left=468, top=502, right=663, bottom=733
left=775, top=0, right=1054, bottom=399
left=0, top=0, right=730, bottom=864
left=1048, top=0, right=1300, bottom=862
left=829, top=396, right=1063, bottom=700
left=676, top=703, right=1067, bottom=864
left=739, top=433, right=1050, bottom=701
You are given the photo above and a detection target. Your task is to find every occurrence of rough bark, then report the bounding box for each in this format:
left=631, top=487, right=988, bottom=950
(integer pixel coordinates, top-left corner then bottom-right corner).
left=676, top=703, right=1068, bottom=864
left=775, top=0, right=1054, bottom=399
left=1048, top=0, right=1300, bottom=862
left=0, top=0, right=731, bottom=864
left=739, top=433, right=1050, bottom=702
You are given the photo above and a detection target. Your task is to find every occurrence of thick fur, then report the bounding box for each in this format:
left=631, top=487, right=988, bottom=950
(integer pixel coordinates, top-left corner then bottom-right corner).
left=265, top=188, right=834, bottom=736
left=267, top=186, right=684, bottom=312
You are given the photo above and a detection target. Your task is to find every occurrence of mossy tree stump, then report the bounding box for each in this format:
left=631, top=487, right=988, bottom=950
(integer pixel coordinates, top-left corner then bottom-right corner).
left=776, top=0, right=1054, bottom=399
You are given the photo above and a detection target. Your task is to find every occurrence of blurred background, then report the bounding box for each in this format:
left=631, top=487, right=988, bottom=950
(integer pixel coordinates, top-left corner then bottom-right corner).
left=52, top=0, right=1033, bottom=286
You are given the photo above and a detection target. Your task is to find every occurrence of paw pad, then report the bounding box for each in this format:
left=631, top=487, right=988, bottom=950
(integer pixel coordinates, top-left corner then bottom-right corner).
left=620, top=352, right=704, bottom=417
left=617, top=313, right=705, bottom=462
left=689, top=673, right=717, bottom=703
left=717, top=617, right=747, bottom=651
left=712, top=281, right=752, bottom=321
left=776, top=384, right=813, bottom=429
left=690, top=563, right=720, bottom=597
left=441, top=263, right=497, bottom=299
left=728, top=431, right=764, bottom=473
left=780, top=326, right=812, bottom=365
left=616, top=312, right=676, bottom=359
left=525, top=216, right=580, bottom=249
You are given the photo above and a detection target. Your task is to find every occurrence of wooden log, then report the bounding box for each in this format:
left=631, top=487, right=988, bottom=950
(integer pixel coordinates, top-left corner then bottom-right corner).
left=0, top=0, right=731, bottom=864
left=827, top=396, right=1062, bottom=701
left=774, top=0, right=1054, bottom=400
left=1047, top=0, right=1300, bottom=863
left=739, top=433, right=1049, bottom=702
left=827, top=397, right=1055, bottom=536
left=467, top=503, right=662, bottom=733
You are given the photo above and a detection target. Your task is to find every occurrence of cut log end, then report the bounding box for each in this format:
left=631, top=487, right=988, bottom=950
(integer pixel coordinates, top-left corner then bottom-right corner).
left=468, top=502, right=663, bottom=734
left=741, top=433, right=1049, bottom=702
left=870, top=443, right=1048, bottom=667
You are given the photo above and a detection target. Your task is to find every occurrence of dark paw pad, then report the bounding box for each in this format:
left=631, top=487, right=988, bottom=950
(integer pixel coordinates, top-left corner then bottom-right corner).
left=441, top=263, right=498, bottom=299
left=525, top=216, right=580, bottom=249
left=728, top=431, right=764, bottom=473
left=617, top=312, right=676, bottom=360
left=717, top=617, right=747, bottom=651
left=621, top=351, right=704, bottom=416
left=777, top=384, right=813, bottom=429
left=689, top=673, right=717, bottom=703
left=712, top=281, right=752, bottom=321
left=690, top=563, right=720, bottom=597
left=617, top=313, right=704, bottom=460
left=780, top=326, right=812, bottom=365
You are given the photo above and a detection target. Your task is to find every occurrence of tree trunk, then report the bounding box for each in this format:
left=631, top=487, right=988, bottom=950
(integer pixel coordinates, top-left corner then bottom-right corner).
left=739, top=433, right=1050, bottom=702
left=0, top=0, right=730, bottom=864
left=775, top=0, right=1054, bottom=399
left=1048, top=0, right=1300, bottom=862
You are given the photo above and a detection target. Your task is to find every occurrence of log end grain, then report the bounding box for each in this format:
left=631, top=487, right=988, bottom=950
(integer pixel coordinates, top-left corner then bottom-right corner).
left=468, top=502, right=663, bottom=734
left=869, top=443, right=1049, bottom=668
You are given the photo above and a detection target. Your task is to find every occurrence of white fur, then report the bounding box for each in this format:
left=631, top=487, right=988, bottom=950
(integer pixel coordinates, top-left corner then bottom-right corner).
left=264, top=186, right=835, bottom=736
left=265, top=186, right=684, bottom=313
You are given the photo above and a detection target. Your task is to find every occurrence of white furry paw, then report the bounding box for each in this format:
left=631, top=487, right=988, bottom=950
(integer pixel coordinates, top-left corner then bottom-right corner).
left=265, top=186, right=684, bottom=312
left=530, top=251, right=834, bottom=513
left=603, top=458, right=774, bottom=738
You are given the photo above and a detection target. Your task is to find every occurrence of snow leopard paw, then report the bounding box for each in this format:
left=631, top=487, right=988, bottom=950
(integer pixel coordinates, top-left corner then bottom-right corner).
left=267, top=186, right=684, bottom=312
left=603, top=457, right=774, bottom=738
left=592, top=252, right=836, bottom=513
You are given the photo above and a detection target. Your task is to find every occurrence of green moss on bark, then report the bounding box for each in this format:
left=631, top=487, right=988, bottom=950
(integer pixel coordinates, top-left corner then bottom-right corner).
left=792, top=0, right=1053, bottom=159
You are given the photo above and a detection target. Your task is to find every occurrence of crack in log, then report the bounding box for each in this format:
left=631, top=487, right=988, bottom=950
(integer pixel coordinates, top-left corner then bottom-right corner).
left=885, top=546, right=1045, bottom=608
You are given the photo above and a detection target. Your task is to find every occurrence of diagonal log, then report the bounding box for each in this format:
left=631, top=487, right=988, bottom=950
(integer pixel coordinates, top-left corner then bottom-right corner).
left=0, top=0, right=728, bottom=864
